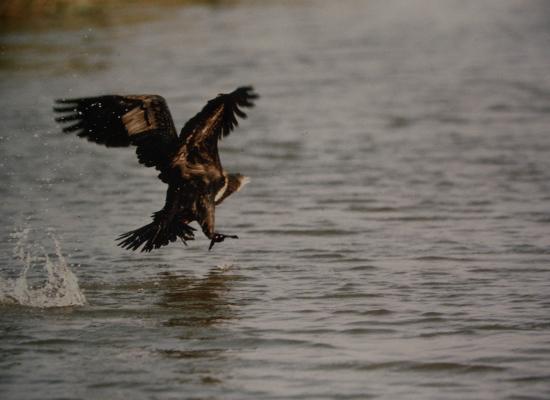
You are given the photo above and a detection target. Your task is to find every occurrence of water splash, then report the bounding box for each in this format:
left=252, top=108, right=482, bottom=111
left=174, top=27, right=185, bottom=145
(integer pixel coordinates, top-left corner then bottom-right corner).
left=216, top=263, right=234, bottom=272
left=0, top=228, right=87, bottom=308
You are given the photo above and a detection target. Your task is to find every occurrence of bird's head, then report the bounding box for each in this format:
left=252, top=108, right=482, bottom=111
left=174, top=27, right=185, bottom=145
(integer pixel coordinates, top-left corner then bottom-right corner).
left=230, top=173, right=250, bottom=190
left=214, top=173, right=251, bottom=206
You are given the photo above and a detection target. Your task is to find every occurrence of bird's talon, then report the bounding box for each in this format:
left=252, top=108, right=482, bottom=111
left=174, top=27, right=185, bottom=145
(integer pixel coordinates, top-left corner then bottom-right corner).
left=208, top=233, right=238, bottom=251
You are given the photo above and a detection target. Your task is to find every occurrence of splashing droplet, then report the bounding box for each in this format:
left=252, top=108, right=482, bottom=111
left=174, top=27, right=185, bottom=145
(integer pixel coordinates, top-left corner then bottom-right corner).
left=0, top=228, right=87, bottom=308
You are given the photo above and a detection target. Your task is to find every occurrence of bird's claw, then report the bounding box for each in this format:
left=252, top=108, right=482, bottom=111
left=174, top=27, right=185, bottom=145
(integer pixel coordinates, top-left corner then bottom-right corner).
left=180, top=233, right=195, bottom=247
left=208, top=233, right=239, bottom=251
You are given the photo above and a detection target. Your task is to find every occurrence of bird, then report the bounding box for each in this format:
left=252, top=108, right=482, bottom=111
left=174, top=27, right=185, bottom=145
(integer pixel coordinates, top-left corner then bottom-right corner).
left=54, top=86, right=258, bottom=252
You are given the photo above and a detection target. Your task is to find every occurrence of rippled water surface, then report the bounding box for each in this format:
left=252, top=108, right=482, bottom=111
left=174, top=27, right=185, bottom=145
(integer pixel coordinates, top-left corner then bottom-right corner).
left=1, top=0, right=550, bottom=398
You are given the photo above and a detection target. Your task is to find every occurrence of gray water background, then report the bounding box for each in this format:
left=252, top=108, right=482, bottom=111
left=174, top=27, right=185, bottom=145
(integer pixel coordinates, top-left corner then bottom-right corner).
left=1, top=0, right=550, bottom=398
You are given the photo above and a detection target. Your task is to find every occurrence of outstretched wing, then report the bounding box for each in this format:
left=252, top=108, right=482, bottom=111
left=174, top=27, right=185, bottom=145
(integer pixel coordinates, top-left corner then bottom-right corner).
left=172, top=86, right=258, bottom=184
left=54, top=95, right=180, bottom=182
left=180, top=86, right=258, bottom=149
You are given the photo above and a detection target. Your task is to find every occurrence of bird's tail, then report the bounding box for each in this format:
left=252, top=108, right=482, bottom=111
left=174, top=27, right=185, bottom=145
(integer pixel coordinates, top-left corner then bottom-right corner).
left=116, top=211, right=195, bottom=252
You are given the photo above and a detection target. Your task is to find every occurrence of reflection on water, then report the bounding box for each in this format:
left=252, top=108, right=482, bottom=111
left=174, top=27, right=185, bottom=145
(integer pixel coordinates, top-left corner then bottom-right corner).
left=0, top=0, right=230, bottom=74
left=0, top=40, right=111, bottom=76
left=154, top=266, right=240, bottom=388
left=0, top=0, right=227, bottom=31
left=158, top=266, right=238, bottom=328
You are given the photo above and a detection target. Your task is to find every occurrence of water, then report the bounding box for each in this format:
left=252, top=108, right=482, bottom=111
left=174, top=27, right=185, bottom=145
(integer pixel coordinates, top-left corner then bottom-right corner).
left=0, top=228, right=86, bottom=308
left=1, top=0, right=550, bottom=398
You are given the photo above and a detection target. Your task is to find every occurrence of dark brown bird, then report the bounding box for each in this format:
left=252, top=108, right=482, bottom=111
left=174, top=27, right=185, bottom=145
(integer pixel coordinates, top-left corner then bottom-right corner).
left=54, top=86, right=258, bottom=252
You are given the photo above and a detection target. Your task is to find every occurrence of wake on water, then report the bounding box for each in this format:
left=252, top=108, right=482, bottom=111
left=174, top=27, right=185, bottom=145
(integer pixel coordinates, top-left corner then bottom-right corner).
left=0, top=228, right=86, bottom=308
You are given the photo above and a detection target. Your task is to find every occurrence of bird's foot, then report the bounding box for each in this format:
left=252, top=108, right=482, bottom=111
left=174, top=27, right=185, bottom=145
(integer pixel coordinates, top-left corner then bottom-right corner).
left=180, top=236, right=195, bottom=246
left=208, top=233, right=239, bottom=251
left=179, top=231, right=195, bottom=246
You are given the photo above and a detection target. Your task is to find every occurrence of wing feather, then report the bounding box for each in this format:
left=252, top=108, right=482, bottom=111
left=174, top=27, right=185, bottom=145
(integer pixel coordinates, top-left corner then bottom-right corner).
left=172, top=86, right=258, bottom=183
left=54, top=95, right=180, bottom=182
left=180, top=86, right=258, bottom=146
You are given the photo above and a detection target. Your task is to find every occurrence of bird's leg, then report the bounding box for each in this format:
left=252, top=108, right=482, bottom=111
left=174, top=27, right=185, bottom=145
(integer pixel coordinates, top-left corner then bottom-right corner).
left=179, top=219, right=196, bottom=247
left=208, top=232, right=239, bottom=251
left=179, top=232, right=195, bottom=246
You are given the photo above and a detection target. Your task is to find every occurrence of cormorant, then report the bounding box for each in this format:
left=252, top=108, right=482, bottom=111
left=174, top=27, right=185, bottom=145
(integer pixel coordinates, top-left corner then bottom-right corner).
left=54, top=86, right=258, bottom=252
